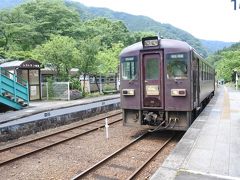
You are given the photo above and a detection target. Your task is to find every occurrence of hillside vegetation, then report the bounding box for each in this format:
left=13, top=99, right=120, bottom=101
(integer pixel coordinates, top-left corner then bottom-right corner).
left=1, top=0, right=239, bottom=85
left=207, top=43, right=240, bottom=82
left=0, top=0, right=147, bottom=94
left=1, top=0, right=235, bottom=56
left=65, top=1, right=236, bottom=56
left=66, top=1, right=208, bottom=57
left=200, top=39, right=234, bottom=55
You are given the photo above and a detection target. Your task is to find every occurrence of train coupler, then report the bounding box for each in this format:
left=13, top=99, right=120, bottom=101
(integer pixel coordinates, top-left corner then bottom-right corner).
left=142, top=111, right=164, bottom=126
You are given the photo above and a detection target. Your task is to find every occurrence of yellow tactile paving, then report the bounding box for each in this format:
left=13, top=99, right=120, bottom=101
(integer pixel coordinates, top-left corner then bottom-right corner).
left=221, top=86, right=230, bottom=120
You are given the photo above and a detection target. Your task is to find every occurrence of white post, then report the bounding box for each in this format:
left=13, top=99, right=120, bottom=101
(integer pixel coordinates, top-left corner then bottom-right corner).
left=105, top=118, right=109, bottom=139
left=100, top=75, right=103, bottom=94
left=68, top=81, right=70, bottom=100
left=46, top=82, right=49, bottom=100
left=88, top=75, right=91, bottom=93
left=236, top=72, right=238, bottom=90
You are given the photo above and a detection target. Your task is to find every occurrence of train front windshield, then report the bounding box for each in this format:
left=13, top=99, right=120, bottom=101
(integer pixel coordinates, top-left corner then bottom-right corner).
left=121, top=56, right=137, bottom=80
left=166, top=53, right=188, bottom=79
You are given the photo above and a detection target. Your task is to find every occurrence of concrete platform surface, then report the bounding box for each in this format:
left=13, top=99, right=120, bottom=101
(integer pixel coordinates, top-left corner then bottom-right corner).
left=0, top=94, right=120, bottom=141
left=151, top=86, right=240, bottom=180
left=0, top=94, right=120, bottom=124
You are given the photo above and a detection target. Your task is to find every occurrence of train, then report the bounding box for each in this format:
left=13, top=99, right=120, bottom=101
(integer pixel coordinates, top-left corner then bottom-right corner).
left=119, top=36, right=215, bottom=131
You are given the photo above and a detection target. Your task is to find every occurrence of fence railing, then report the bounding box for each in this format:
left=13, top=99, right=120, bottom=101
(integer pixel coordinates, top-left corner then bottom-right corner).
left=0, top=67, right=29, bottom=109
left=41, top=82, right=70, bottom=100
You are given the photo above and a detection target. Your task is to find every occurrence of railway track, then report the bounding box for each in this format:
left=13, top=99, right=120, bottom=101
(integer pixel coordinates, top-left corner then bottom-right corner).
left=0, top=111, right=122, bottom=167
left=72, top=131, right=176, bottom=180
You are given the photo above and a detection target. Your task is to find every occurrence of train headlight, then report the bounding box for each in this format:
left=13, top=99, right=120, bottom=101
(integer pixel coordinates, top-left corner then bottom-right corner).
left=122, top=89, right=135, bottom=96
left=171, top=89, right=186, bottom=96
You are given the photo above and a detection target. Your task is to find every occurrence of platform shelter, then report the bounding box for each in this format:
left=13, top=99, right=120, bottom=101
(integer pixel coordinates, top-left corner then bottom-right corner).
left=0, top=60, right=41, bottom=100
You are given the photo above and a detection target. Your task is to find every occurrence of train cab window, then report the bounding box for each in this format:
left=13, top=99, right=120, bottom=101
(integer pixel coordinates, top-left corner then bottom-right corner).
left=166, top=53, right=188, bottom=79
left=145, top=58, right=159, bottom=80
left=121, top=56, right=137, bottom=80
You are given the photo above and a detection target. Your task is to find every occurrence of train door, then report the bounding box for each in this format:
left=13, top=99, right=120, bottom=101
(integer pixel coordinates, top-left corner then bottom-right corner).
left=142, top=53, right=163, bottom=108
left=192, top=54, right=199, bottom=108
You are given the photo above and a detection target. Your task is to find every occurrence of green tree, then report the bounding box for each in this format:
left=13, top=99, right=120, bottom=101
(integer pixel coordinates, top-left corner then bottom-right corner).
left=96, top=43, right=124, bottom=91
left=97, top=43, right=124, bottom=75
left=215, top=51, right=240, bottom=81
left=20, top=0, right=82, bottom=45
left=33, top=35, right=78, bottom=79
left=207, top=42, right=240, bottom=82
left=83, top=18, right=130, bottom=47
left=76, top=37, right=101, bottom=94
left=0, top=8, right=35, bottom=51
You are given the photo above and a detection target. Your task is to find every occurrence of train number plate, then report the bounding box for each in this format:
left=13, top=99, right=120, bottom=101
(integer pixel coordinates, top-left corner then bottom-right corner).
left=146, top=85, right=159, bottom=96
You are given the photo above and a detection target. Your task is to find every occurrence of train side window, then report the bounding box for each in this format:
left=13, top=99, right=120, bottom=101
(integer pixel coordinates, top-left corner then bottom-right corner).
left=205, top=64, right=207, bottom=80
left=207, top=66, right=209, bottom=80
left=166, top=53, right=188, bottom=79
left=203, top=63, right=206, bottom=80
left=206, top=66, right=208, bottom=80
left=200, top=62, right=202, bottom=80
left=121, top=56, right=137, bottom=80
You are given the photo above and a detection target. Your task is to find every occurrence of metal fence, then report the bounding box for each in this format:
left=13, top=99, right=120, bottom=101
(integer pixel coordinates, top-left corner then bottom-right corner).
left=41, top=82, right=70, bottom=100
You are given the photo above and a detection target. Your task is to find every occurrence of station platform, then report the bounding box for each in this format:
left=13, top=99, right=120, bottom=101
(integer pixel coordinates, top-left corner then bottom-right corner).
left=151, top=85, right=240, bottom=180
left=0, top=94, right=120, bottom=142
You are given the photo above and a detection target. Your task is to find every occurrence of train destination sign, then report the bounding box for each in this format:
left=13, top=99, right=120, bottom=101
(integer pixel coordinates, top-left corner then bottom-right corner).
left=142, top=36, right=159, bottom=48
left=125, top=57, right=135, bottom=61
left=169, top=54, right=185, bottom=59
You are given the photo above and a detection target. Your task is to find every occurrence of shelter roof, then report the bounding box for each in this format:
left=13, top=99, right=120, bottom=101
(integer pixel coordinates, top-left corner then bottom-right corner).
left=0, top=60, right=40, bottom=69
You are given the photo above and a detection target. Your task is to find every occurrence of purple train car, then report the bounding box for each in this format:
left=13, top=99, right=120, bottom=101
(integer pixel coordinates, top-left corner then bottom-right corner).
left=120, top=36, right=215, bottom=131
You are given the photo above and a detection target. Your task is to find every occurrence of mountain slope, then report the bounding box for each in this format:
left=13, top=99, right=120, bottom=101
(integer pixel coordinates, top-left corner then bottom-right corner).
left=67, top=2, right=239, bottom=56
left=0, top=0, right=234, bottom=56
left=200, top=39, right=235, bottom=54
left=67, top=2, right=207, bottom=56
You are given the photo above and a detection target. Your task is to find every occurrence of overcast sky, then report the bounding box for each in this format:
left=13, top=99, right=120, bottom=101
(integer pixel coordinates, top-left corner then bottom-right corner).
left=72, top=0, right=240, bottom=42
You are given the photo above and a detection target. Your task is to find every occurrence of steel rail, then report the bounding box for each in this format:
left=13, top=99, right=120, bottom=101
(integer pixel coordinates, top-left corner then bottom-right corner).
left=71, top=132, right=149, bottom=180
left=0, top=117, right=122, bottom=167
left=126, top=134, right=175, bottom=180
left=0, top=111, right=122, bottom=153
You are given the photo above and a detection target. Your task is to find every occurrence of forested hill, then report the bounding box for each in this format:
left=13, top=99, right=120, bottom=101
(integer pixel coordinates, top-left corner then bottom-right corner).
left=200, top=39, right=234, bottom=55
left=207, top=42, right=240, bottom=81
left=0, top=0, right=235, bottom=56
left=66, top=1, right=207, bottom=57
left=66, top=1, right=236, bottom=56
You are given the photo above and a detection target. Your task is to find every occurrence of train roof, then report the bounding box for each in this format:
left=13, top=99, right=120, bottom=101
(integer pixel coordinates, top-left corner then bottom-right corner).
left=120, top=39, right=193, bottom=56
